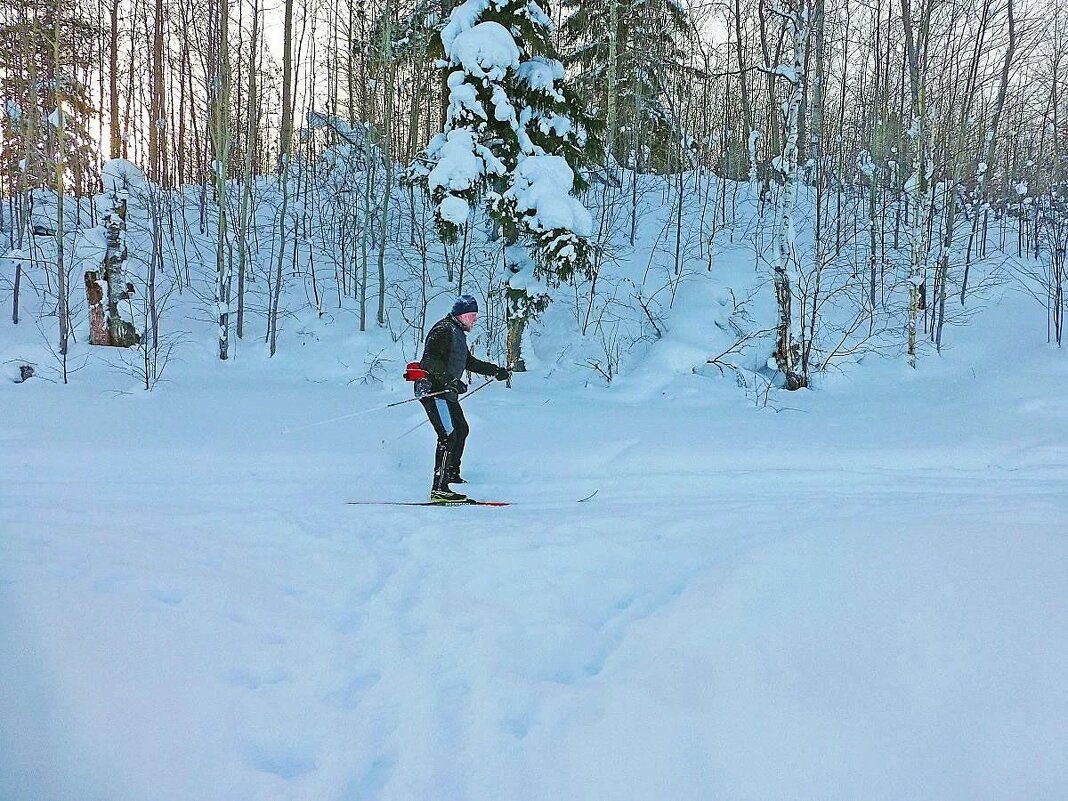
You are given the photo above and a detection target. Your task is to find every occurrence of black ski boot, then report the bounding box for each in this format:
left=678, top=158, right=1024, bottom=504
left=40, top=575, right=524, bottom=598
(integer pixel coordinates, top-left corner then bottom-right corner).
left=430, top=488, right=468, bottom=503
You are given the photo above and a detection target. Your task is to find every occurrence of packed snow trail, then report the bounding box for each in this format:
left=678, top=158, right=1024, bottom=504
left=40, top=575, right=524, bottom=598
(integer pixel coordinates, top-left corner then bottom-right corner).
left=3, top=347, right=1068, bottom=801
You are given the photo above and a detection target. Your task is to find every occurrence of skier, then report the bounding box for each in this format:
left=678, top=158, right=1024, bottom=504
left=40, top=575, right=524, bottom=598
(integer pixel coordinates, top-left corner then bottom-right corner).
left=415, top=295, right=511, bottom=502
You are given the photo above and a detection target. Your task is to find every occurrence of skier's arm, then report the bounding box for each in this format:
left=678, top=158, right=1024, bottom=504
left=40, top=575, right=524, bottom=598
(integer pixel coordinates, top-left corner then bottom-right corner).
left=465, top=351, right=500, bottom=377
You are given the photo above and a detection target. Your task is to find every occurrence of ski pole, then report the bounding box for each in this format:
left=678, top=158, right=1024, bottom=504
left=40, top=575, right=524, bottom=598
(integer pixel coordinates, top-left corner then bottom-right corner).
left=459, top=377, right=497, bottom=401
left=389, top=378, right=497, bottom=442
left=282, top=390, right=451, bottom=435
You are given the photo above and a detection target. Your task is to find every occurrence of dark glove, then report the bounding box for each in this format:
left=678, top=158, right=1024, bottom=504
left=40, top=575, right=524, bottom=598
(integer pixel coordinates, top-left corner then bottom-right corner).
left=494, top=366, right=511, bottom=381
left=448, top=378, right=467, bottom=394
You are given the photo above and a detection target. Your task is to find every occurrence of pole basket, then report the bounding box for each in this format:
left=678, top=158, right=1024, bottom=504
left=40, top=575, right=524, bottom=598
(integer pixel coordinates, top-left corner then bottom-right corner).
left=404, top=362, right=428, bottom=381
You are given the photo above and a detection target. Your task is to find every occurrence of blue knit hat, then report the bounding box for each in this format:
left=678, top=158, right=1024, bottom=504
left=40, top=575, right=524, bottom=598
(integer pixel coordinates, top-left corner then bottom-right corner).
left=451, top=295, right=478, bottom=316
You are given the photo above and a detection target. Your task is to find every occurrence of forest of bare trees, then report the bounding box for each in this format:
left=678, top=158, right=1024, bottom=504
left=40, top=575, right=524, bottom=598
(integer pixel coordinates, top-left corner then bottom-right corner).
left=1, top=0, right=1064, bottom=387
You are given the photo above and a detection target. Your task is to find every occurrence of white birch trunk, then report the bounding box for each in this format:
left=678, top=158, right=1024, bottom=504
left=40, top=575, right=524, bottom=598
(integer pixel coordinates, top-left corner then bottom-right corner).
left=607, top=0, right=618, bottom=166
left=213, top=0, right=232, bottom=360
left=103, top=192, right=138, bottom=347
left=53, top=18, right=69, bottom=364
left=962, top=0, right=1015, bottom=305
left=376, top=3, right=394, bottom=327
left=236, top=0, right=259, bottom=340
left=270, top=0, right=295, bottom=356
left=771, top=0, right=810, bottom=390
left=906, top=129, right=930, bottom=368
left=902, top=0, right=932, bottom=368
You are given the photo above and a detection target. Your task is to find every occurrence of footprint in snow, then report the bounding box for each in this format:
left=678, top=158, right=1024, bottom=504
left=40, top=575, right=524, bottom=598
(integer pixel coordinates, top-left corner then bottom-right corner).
left=241, top=742, right=316, bottom=780
left=151, top=588, right=184, bottom=605
left=502, top=715, right=532, bottom=739
left=323, top=671, right=382, bottom=710
left=339, top=756, right=395, bottom=801
left=92, top=572, right=134, bottom=593
left=335, top=610, right=367, bottom=634
left=227, top=666, right=289, bottom=689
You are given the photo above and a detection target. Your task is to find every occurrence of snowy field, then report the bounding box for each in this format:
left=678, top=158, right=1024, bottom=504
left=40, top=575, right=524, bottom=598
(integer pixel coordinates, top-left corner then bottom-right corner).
left=2, top=281, right=1067, bottom=801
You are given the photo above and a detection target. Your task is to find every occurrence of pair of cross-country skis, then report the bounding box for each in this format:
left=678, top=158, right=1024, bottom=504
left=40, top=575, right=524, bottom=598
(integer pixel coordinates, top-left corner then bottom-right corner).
left=348, top=490, right=599, bottom=508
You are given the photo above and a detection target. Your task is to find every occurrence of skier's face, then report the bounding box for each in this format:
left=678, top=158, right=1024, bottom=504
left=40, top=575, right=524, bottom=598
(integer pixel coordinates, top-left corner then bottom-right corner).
left=457, top=311, right=478, bottom=331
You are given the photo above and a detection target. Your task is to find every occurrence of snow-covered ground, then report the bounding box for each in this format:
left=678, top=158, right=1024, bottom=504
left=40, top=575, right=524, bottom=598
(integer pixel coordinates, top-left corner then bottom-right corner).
left=3, top=262, right=1067, bottom=800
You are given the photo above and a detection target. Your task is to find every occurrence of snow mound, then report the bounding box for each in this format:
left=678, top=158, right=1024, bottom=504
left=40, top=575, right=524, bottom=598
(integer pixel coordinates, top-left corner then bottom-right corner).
left=101, top=159, right=148, bottom=194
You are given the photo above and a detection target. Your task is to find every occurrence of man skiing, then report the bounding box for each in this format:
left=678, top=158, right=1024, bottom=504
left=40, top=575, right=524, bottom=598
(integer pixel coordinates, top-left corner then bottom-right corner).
left=415, top=295, right=511, bottom=502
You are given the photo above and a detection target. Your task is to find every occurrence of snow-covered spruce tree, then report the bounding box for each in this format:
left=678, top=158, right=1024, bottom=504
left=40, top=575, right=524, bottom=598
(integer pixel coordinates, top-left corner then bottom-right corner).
left=561, top=0, right=689, bottom=170
left=406, top=0, right=602, bottom=371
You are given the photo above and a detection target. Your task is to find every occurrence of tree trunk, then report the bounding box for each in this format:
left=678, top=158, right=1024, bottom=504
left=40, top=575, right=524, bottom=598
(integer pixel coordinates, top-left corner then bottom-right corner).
left=504, top=247, right=530, bottom=373
left=607, top=0, right=619, bottom=164
left=270, top=0, right=296, bottom=356
left=104, top=195, right=139, bottom=347
left=772, top=0, right=809, bottom=391
left=961, top=0, right=1015, bottom=304
left=109, top=0, right=121, bottom=159
left=213, top=0, right=232, bottom=360
left=733, top=0, right=754, bottom=151
left=901, top=0, right=932, bottom=368
left=54, top=14, right=69, bottom=366
left=376, top=1, right=394, bottom=327
left=12, top=261, right=21, bottom=325
left=279, top=0, right=294, bottom=171
left=151, top=0, right=168, bottom=185
left=237, top=0, right=259, bottom=339
left=808, top=0, right=825, bottom=184
left=85, top=271, right=108, bottom=345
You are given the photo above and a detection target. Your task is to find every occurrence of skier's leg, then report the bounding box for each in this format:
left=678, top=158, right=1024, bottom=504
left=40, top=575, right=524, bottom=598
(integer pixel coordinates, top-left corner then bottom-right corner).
left=446, top=399, right=469, bottom=479
left=421, top=398, right=454, bottom=491
left=433, top=440, right=451, bottom=491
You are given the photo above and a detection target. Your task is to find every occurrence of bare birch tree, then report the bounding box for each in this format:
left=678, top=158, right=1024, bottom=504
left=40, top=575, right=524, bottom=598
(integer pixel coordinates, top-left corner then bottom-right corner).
left=212, top=0, right=231, bottom=359
left=901, top=0, right=934, bottom=367
left=767, top=0, right=810, bottom=389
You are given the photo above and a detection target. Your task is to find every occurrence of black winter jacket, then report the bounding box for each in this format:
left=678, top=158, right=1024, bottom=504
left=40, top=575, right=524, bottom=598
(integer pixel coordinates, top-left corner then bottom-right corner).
left=416, top=315, right=498, bottom=400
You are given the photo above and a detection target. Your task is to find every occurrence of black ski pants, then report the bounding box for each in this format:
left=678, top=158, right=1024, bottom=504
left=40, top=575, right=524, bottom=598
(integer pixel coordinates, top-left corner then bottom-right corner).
left=421, top=396, right=469, bottom=490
